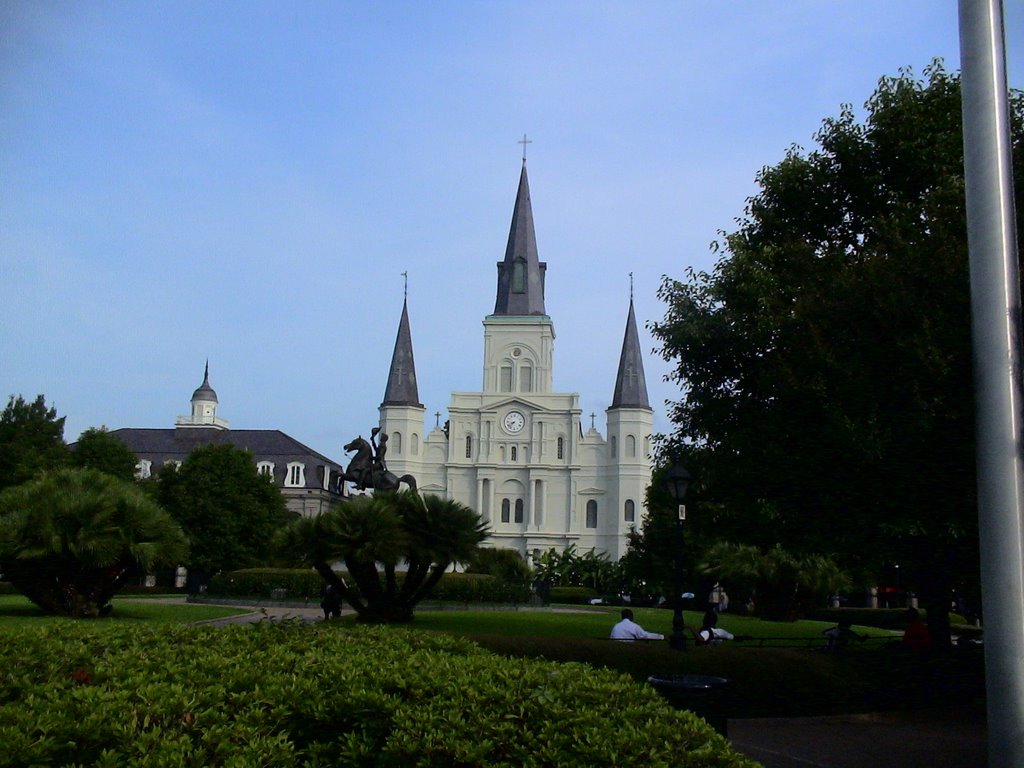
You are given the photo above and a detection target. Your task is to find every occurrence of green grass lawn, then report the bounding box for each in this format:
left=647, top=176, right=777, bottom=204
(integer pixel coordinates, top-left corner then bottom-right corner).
left=0, top=595, right=250, bottom=626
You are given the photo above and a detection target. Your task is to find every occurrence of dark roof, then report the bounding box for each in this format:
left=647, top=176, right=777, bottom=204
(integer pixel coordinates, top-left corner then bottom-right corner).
left=382, top=298, right=423, bottom=407
left=609, top=299, right=652, bottom=410
left=191, top=361, right=218, bottom=403
left=493, top=163, right=547, bottom=316
left=108, top=427, right=344, bottom=490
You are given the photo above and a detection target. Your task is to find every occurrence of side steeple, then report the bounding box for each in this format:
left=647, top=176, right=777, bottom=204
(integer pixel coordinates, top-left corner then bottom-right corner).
left=493, top=162, right=547, bottom=316
left=382, top=297, right=422, bottom=407
left=610, top=297, right=651, bottom=410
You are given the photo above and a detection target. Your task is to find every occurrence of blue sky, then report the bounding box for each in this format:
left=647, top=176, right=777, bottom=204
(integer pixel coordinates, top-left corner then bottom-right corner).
left=2, top=2, right=1021, bottom=461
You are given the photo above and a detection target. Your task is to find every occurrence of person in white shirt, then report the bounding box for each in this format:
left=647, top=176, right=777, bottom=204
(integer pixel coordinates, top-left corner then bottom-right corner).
left=696, top=610, right=735, bottom=645
left=610, top=609, right=665, bottom=641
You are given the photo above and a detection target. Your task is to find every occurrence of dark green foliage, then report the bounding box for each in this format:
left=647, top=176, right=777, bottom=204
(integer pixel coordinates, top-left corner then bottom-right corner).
left=650, top=63, right=1024, bottom=644
left=0, top=622, right=756, bottom=766
left=207, top=567, right=530, bottom=604
left=698, top=542, right=850, bottom=620
left=157, top=444, right=290, bottom=578
left=277, top=491, right=489, bottom=622
left=71, top=427, right=138, bottom=482
left=548, top=585, right=598, bottom=604
left=465, top=547, right=532, bottom=587
left=0, top=394, right=69, bottom=492
left=0, top=468, right=188, bottom=617
left=533, top=545, right=622, bottom=593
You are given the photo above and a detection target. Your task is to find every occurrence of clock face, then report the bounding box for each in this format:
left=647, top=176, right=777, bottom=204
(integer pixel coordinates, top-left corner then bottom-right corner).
left=503, top=410, right=526, bottom=434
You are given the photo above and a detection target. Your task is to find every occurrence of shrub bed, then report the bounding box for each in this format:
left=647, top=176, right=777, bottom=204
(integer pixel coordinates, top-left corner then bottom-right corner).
left=547, top=586, right=598, bottom=604
left=207, top=568, right=530, bottom=605
left=0, top=622, right=756, bottom=767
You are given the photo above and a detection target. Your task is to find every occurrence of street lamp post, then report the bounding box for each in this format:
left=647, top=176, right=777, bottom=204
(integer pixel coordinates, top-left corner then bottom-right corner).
left=663, top=462, right=692, bottom=651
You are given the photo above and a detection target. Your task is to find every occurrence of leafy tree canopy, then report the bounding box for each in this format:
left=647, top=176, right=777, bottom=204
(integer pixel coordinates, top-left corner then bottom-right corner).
left=0, top=467, right=188, bottom=617
left=650, top=62, right=1024, bottom=638
left=277, top=491, right=488, bottom=623
left=157, top=443, right=290, bottom=578
left=0, top=394, right=69, bottom=491
left=71, top=427, right=138, bottom=482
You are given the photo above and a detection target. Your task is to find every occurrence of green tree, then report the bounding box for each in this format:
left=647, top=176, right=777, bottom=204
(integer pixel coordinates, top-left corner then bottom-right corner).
left=71, top=427, right=138, bottom=482
left=465, top=547, right=532, bottom=588
left=697, top=542, right=850, bottom=620
left=0, top=467, right=187, bottom=617
left=277, top=490, right=488, bottom=623
left=0, top=394, right=69, bottom=491
left=158, top=444, right=290, bottom=581
left=650, top=63, right=1024, bottom=645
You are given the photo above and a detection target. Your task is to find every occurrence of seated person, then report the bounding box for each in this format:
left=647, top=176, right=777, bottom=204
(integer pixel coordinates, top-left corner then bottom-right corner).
left=610, top=608, right=665, bottom=641
left=823, top=619, right=865, bottom=650
left=901, top=608, right=931, bottom=653
left=696, top=609, right=735, bottom=645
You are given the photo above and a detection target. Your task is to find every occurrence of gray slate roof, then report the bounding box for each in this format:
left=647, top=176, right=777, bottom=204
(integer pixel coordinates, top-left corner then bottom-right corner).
left=382, top=298, right=423, bottom=407
left=493, top=163, right=547, bottom=316
left=109, top=427, right=344, bottom=491
left=610, top=299, right=652, bottom=410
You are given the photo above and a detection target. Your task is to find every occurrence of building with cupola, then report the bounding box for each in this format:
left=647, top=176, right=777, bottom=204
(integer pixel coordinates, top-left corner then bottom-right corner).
left=377, top=162, right=654, bottom=561
left=106, top=363, right=346, bottom=517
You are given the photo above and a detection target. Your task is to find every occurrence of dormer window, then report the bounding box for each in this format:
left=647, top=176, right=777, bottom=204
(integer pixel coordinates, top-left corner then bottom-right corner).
left=135, top=460, right=152, bottom=480
left=257, top=461, right=275, bottom=479
left=286, top=462, right=305, bottom=487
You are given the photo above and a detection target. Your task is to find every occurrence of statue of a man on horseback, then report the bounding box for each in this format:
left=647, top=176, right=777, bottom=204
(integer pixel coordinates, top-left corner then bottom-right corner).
left=341, top=428, right=417, bottom=493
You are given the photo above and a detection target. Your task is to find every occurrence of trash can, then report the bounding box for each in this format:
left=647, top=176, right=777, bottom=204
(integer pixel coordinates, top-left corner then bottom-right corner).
left=647, top=674, right=730, bottom=736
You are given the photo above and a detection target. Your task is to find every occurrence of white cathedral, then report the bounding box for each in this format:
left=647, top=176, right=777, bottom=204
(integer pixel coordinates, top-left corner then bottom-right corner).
left=375, top=162, right=654, bottom=561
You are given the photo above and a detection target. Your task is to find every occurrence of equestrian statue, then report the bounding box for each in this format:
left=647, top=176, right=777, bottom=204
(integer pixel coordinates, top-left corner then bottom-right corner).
left=341, top=427, right=417, bottom=492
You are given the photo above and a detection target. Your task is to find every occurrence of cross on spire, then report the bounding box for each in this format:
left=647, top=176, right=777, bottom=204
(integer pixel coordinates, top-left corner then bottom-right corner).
left=401, top=271, right=408, bottom=299
left=590, top=412, right=596, bottom=430
left=629, top=272, right=634, bottom=302
left=518, top=133, right=532, bottom=164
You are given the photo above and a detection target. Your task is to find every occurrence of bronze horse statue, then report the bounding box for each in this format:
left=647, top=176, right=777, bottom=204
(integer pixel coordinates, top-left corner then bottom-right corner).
left=341, top=435, right=417, bottom=492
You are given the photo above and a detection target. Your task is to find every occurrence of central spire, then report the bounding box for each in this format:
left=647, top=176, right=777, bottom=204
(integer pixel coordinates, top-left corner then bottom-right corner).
left=493, top=163, right=547, bottom=316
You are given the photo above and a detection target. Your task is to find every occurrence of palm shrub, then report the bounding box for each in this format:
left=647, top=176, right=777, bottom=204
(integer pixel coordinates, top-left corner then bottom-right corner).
left=277, top=491, right=488, bottom=622
left=0, top=467, right=188, bottom=617
left=465, top=547, right=532, bottom=587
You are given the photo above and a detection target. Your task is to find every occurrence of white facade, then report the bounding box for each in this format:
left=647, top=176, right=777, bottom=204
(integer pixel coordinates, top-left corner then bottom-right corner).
left=378, top=164, right=653, bottom=560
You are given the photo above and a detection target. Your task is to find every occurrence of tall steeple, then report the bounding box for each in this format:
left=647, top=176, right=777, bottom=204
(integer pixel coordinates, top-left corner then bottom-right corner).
left=610, top=297, right=651, bottom=410
left=382, top=297, right=422, bottom=407
left=493, top=162, right=547, bottom=316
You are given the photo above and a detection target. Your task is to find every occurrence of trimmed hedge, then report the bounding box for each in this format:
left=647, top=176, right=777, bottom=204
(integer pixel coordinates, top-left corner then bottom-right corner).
left=208, top=568, right=530, bottom=604
left=0, top=622, right=756, bottom=767
left=548, top=585, right=598, bottom=604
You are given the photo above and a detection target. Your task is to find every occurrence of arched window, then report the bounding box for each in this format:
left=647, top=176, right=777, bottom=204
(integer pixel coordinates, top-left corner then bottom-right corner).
left=557, top=436, right=564, bottom=460
left=610, top=435, right=617, bottom=458
left=391, top=431, right=402, bottom=454
left=624, top=499, right=636, bottom=523
left=500, top=364, right=513, bottom=392
left=520, top=364, right=533, bottom=392
left=586, top=500, right=598, bottom=528
left=501, top=499, right=511, bottom=523
left=627, top=435, right=636, bottom=457
left=511, top=446, right=518, bottom=462
left=512, top=257, right=527, bottom=293
left=411, top=433, right=420, bottom=454
left=514, top=499, right=524, bottom=523
left=465, top=435, right=473, bottom=459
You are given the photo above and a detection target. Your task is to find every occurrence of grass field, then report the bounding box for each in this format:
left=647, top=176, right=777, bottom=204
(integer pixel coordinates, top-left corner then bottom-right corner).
left=0, top=595, right=250, bottom=626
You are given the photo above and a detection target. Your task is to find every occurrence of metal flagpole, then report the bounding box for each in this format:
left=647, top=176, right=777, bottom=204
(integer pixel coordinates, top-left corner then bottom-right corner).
left=958, top=1, right=1024, bottom=764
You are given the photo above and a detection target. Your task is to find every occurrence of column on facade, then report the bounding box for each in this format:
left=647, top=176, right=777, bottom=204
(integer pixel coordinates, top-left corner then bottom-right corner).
left=477, top=477, right=488, bottom=522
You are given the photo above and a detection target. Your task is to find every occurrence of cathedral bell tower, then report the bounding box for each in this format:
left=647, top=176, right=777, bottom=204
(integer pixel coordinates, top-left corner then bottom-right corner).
left=483, top=161, right=554, bottom=395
